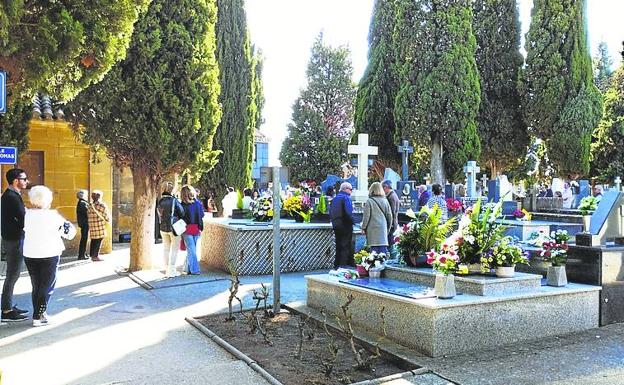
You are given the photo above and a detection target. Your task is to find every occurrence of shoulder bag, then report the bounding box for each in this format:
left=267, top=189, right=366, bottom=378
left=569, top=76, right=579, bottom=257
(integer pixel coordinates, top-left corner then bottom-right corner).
left=171, top=198, right=187, bottom=236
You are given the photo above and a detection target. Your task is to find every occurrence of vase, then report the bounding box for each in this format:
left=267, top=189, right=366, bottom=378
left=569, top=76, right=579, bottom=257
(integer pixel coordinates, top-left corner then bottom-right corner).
left=495, top=266, right=515, bottom=278
left=356, top=264, right=368, bottom=277
left=369, top=267, right=383, bottom=278
left=434, top=274, right=456, bottom=299
left=582, top=215, right=591, bottom=233
left=547, top=265, right=567, bottom=287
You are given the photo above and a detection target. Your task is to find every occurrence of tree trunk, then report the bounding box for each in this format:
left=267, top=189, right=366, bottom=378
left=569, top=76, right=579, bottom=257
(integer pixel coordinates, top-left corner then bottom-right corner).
left=489, top=159, right=498, bottom=179
left=430, top=134, right=446, bottom=185
left=129, top=163, right=161, bottom=271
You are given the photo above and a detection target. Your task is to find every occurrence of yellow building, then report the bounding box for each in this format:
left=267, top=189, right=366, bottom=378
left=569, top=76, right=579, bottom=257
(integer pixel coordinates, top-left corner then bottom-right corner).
left=1, top=95, right=114, bottom=254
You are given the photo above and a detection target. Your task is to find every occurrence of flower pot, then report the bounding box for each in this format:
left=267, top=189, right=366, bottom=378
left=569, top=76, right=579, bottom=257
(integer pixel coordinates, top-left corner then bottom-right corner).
left=495, top=266, right=515, bottom=278
left=369, top=267, right=383, bottom=278
left=547, top=265, right=567, bottom=287
left=582, top=215, right=591, bottom=233
left=434, top=274, right=456, bottom=299
left=356, top=264, right=368, bottom=277
left=407, top=253, right=429, bottom=267
left=467, top=263, right=483, bottom=275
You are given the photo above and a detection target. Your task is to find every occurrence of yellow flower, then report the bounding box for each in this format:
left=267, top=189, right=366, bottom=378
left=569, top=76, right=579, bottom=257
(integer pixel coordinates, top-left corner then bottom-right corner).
left=267, top=209, right=274, bottom=217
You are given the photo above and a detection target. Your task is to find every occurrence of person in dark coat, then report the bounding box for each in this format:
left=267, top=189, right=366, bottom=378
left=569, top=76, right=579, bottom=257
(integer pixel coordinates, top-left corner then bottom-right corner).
left=382, top=180, right=400, bottom=247
left=75, top=190, right=90, bottom=260
left=329, top=182, right=355, bottom=268
left=157, top=182, right=185, bottom=278
left=181, top=185, right=204, bottom=275
left=1, top=168, right=29, bottom=322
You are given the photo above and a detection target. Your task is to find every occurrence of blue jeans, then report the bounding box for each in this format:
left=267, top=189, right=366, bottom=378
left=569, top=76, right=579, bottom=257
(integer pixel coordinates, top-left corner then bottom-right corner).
left=24, top=256, right=59, bottom=318
left=1, top=238, right=24, bottom=312
left=182, top=234, right=201, bottom=274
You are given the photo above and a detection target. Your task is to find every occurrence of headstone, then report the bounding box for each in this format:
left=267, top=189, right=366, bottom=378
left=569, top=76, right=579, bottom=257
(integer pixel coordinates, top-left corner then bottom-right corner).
left=578, top=180, right=591, bottom=204
left=463, top=161, right=480, bottom=198
left=502, top=201, right=521, bottom=216
left=614, top=176, right=622, bottom=191
left=424, top=173, right=431, bottom=186
left=397, top=181, right=419, bottom=212
left=498, top=174, right=513, bottom=201
left=321, top=174, right=359, bottom=194
left=445, top=183, right=454, bottom=199
left=396, top=139, right=414, bottom=181
left=481, top=174, right=488, bottom=197
left=576, top=190, right=624, bottom=246
left=551, top=178, right=564, bottom=195
left=347, top=133, right=378, bottom=203
left=487, top=179, right=500, bottom=202
left=383, top=168, right=401, bottom=190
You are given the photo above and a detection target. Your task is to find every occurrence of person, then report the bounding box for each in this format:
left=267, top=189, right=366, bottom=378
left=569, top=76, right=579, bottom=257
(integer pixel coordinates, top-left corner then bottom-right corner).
left=242, top=188, right=253, bottom=210
left=561, top=182, right=574, bottom=209
left=252, top=190, right=260, bottom=200
left=537, top=185, right=547, bottom=198
left=157, top=182, right=185, bottom=278
left=381, top=180, right=400, bottom=248
left=555, top=191, right=563, bottom=198
left=206, top=190, right=218, bottom=214
left=325, top=186, right=335, bottom=199
left=75, top=190, right=90, bottom=260
left=87, top=190, right=110, bottom=262
left=329, top=182, right=355, bottom=268
left=1, top=168, right=29, bottom=322
left=455, top=184, right=466, bottom=198
left=593, top=185, right=603, bottom=202
left=23, top=185, right=76, bottom=326
left=427, top=183, right=448, bottom=221
left=417, top=185, right=430, bottom=208
left=362, top=182, right=393, bottom=254
left=545, top=185, right=554, bottom=198
left=221, top=187, right=237, bottom=217
left=181, top=185, right=203, bottom=275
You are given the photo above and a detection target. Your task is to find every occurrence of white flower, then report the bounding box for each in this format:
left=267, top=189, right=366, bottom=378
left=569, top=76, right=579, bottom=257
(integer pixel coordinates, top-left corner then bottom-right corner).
left=464, top=235, right=476, bottom=244
left=258, top=210, right=265, bottom=216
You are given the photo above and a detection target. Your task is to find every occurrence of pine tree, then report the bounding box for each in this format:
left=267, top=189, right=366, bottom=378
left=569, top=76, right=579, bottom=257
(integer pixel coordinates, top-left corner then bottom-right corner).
left=280, top=34, right=356, bottom=183
left=67, top=0, right=221, bottom=271
left=354, top=0, right=401, bottom=170
left=394, top=0, right=481, bottom=183
left=591, top=64, right=624, bottom=181
left=520, top=0, right=602, bottom=176
left=473, top=0, right=528, bottom=177
left=593, top=41, right=614, bottom=94
left=201, top=0, right=256, bottom=203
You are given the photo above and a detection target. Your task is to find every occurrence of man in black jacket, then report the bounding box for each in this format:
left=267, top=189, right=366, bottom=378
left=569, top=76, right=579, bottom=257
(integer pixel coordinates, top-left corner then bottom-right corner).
left=329, top=182, right=355, bottom=268
left=1, top=168, right=29, bottom=322
left=75, top=190, right=90, bottom=260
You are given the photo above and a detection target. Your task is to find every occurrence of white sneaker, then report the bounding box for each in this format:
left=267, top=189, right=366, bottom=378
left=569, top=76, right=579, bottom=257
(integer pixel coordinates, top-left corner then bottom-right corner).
left=33, top=314, right=50, bottom=327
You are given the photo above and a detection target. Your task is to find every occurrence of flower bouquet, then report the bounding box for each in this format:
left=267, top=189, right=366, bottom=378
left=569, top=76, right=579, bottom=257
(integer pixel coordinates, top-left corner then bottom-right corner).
left=250, top=197, right=273, bottom=222
left=578, top=196, right=598, bottom=215
left=512, top=208, right=532, bottom=221
left=426, top=239, right=460, bottom=298
left=541, top=230, right=571, bottom=286
left=481, top=236, right=529, bottom=277
left=446, top=198, right=464, bottom=214
left=283, top=195, right=312, bottom=222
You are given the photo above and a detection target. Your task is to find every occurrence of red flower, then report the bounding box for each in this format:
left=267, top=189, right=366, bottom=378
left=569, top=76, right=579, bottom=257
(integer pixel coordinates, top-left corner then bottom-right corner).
left=439, top=256, right=447, bottom=263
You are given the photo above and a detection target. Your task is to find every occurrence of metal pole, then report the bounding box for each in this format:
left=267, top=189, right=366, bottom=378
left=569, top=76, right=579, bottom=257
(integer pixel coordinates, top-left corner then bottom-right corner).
left=272, top=166, right=281, bottom=315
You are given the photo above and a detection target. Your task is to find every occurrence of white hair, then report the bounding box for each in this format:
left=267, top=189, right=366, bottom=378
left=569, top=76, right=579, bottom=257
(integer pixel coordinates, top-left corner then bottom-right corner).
left=29, top=185, right=53, bottom=209
left=92, top=190, right=104, bottom=199
left=339, top=182, right=352, bottom=192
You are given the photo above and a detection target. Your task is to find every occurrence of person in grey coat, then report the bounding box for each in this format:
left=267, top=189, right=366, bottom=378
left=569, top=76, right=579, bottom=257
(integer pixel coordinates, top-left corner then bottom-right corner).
left=382, top=180, right=400, bottom=247
left=361, top=182, right=392, bottom=254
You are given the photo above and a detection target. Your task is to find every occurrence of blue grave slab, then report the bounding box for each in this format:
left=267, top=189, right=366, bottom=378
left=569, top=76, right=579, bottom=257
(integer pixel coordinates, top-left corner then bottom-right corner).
left=589, top=190, right=620, bottom=235
left=397, top=181, right=419, bottom=212
left=487, top=179, right=500, bottom=202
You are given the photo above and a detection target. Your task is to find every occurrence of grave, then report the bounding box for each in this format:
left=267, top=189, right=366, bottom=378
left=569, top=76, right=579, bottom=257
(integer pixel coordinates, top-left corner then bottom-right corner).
left=306, top=267, right=600, bottom=357
left=347, top=133, right=378, bottom=204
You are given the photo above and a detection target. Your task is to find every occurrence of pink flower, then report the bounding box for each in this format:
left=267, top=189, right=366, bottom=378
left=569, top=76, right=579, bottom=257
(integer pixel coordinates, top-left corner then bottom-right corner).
left=439, top=256, right=447, bottom=264
left=394, top=237, right=400, bottom=243
left=427, top=256, right=435, bottom=264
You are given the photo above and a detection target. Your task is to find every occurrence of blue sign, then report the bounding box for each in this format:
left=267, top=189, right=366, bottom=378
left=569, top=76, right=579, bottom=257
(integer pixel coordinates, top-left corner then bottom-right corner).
left=0, top=146, right=17, bottom=165
left=0, top=71, right=6, bottom=113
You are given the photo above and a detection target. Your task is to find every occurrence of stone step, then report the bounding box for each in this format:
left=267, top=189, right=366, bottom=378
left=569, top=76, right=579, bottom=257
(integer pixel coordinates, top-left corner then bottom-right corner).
left=306, top=274, right=600, bottom=357
left=384, top=265, right=542, bottom=296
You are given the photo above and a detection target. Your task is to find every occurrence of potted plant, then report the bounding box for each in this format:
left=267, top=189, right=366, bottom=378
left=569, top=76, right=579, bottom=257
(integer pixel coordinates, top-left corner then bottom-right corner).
left=355, top=250, right=386, bottom=278
left=541, top=230, right=571, bottom=286
left=394, top=205, right=456, bottom=267
left=480, top=236, right=529, bottom=277
left=311, top=194, right=330, bottom=223
left=454, top=199, right=507, bottom=274
left=426, top=240, right=460, bottom=299
left=578, top=196, right=598, bottom=232
left=283, top=195, right=312, bottom=222
left=250, top=197, right=273, bottom=222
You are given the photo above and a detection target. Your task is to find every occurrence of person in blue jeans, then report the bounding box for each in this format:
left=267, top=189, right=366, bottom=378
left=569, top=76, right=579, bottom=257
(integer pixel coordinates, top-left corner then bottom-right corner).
left=180, top=185, right=204, bottom=275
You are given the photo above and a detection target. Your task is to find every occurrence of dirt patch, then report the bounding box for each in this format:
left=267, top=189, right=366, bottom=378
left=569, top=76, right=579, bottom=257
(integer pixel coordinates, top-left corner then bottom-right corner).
left=197, top=310, right=416, bottom=385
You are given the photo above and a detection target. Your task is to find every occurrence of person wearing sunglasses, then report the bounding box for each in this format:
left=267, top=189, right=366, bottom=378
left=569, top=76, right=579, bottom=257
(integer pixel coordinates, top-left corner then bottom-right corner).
left=1, top=168, right=29, bottom=322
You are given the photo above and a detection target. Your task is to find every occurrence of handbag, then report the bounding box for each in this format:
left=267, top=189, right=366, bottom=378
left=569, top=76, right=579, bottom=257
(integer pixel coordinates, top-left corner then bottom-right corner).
left=170, top=197, right=187, bottom=236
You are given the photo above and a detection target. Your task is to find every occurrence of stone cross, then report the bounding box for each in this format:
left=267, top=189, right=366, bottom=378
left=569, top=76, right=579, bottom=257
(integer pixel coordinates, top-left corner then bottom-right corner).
left=463, top=161, right=480, bottom=198
left=424, top=173, right=431, bottom=185
left=348, top=133, right=378, bottom=201
left=615, top=176, right=622, bottom=191
left=396, top=139, right=414, bottom=181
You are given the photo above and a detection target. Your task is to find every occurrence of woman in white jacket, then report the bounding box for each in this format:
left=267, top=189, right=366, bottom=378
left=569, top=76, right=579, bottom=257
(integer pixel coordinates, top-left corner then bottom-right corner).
left=23, top=185, right=76, bottom=327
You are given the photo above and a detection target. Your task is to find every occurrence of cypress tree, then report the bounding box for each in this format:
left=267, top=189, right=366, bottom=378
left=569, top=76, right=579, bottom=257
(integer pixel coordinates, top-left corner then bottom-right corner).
left=520, top=0, right=602, bottom=176
left=394, top=0, right=481, bottom=183
left=201, top=0, right=255, bottom=203
left=593, top=41, right=614, bottom=94
left=279, top=34, right=356, bottom=183
left=354, top=0, right=401, bottom=170
left=68, top=0, right=221, bottom=271
left=591, top=64, right=624, bottom=181
left=473, top=0, right=528, bottom=177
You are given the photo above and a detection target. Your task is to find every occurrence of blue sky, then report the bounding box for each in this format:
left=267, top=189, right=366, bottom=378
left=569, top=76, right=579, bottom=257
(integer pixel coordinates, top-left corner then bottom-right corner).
left=245, top=0, right=623, bottom=166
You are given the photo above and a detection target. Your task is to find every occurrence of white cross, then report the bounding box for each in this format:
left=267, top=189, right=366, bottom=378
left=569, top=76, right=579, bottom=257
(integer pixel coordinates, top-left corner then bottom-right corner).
left=615, top=176, right=622, bottom=191
left=348, top=133, right=378, bottom=200
left=463, top=161, right=480, bottom=198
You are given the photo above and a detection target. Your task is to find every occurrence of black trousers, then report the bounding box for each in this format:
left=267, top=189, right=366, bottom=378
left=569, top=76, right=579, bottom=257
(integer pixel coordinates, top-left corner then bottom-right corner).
left=90, top=238, right=103, bottom=258
left=1, top=238, right=24, bottom=311
left=333, top=226, right=354, bottom=268
left=24, top=256, right=59, bottom=319
left=78, top=225, right=89, bottom=259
